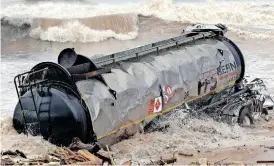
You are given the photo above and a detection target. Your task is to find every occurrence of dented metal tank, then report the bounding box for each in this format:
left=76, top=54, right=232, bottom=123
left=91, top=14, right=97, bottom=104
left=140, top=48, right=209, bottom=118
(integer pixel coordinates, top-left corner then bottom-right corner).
left=13, top=24, right=245, bottom=146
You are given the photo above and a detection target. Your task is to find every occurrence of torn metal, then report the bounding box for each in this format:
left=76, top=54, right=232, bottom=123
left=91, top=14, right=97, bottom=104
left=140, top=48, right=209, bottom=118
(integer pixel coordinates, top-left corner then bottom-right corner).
left=191, top=77, right=273, bottom=125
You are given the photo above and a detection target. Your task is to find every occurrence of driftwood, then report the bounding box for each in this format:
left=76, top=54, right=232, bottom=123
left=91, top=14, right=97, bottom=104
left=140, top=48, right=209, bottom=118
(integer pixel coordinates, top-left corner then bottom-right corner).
left=122, top=160, right=132, bottom=166
left=106, top=145, right=116, bottom=165
left=49, top=152, right=63, bottom=159
left=147, top=157, right=177, bottom=165
left=69, top=137, right=100, bottom=153
left=257, top=160, right=274, bottom=163
left=178, top=152, right=193, bottom=157
left=63, top=147, right=76, bottom=156
left=0, top=141, right=110, bottom=165
left=96, top=152, right=112, bottom=164
left=75, top=161, right=101, bottom=165
left=51, top=146, right=110, bottom=165
left=77, top=150, right=102, bottom=165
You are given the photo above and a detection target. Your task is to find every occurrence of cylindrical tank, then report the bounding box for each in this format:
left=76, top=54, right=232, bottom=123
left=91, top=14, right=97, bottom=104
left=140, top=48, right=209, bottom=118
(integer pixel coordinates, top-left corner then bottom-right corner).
left=13, top=30, right=245, bottom=146
left=12, top=62, right=97, bottom=146
left=79, top=36, right=245, bottom=146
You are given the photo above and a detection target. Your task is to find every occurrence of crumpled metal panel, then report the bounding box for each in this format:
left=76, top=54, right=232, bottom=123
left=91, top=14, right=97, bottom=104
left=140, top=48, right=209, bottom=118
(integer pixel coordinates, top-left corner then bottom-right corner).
left=76, top=38, right=242, bottom=144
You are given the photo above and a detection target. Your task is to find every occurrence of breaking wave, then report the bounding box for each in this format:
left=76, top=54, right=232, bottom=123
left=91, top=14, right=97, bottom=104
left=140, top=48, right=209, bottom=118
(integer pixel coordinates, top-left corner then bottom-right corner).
left=28, top=15, right=139, bottom=42
left=2, top=0, right=274, bottom=42
left=29, top=23, right=138, bottom=43
left=1, top=14, right=139, bottom=42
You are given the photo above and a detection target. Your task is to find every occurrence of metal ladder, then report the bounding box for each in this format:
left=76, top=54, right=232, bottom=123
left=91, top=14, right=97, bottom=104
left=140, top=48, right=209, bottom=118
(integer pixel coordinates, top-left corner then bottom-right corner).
left=92, top=31, right=217, bottom=67
left=14, top=68, right=50, bottom=136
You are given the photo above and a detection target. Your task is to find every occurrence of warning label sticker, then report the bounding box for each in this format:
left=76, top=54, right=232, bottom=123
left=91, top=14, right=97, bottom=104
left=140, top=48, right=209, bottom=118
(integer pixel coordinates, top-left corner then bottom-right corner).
left=148, top=97, right=163, bottom=114
left=165, top=84, right=174, bottom=97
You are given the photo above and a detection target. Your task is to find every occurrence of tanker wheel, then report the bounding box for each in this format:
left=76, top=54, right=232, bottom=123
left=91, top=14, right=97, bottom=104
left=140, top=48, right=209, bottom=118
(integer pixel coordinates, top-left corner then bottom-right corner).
left=238, top=106, right=254, bottom=127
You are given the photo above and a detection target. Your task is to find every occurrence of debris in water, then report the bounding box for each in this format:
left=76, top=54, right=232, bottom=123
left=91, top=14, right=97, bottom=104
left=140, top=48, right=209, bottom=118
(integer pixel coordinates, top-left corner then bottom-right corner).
left=122, top=160, right=132, bottom=165
left=1, top=150, right=27, bottom=159
left=0, top=138, right=111, bottom=165
left=257, top=160, right=274, bottom=163
left=106, top=145, right=116, bottom=165
left=77, top=149, right=102, bottom=165
left=146, top=156, right=177, bottom=165
left=68, top=137, right=100, bottom=153
left=178, top=151, right=194, bottom=157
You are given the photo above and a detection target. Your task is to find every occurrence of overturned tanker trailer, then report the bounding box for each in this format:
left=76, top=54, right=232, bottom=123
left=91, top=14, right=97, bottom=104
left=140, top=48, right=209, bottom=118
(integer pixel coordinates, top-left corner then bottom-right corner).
left=13, top=24, right=274, bottom=147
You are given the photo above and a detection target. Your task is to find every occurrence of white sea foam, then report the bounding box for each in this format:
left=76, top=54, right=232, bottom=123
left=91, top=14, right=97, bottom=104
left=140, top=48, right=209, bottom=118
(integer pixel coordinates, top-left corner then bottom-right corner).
left=2, top=0, right=274, bottom=42
left=229, top=26, right=274, bottom=40
left=3, top=0, right=274, bottom=25
left=29, top=20, right=138, bottom=42
left=110, top=110, right=274, bottom=164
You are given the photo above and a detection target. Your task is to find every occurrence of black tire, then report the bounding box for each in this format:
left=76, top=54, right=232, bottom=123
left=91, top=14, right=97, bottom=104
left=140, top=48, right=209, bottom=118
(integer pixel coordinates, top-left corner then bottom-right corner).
left=238, top=106, right=254, bottom=127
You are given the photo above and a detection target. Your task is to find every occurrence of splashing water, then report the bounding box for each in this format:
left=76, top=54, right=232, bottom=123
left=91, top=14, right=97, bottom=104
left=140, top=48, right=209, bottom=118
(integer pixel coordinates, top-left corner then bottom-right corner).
left=110, top=110, right=274, bottom=164
left=0, top=117, right=56, bottom=157
left=2, top=0, right=274, bottom=42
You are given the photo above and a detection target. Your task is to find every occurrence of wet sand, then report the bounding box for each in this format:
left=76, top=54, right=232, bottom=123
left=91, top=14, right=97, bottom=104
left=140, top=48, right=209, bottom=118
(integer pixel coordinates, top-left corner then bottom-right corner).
left=175, top=144, right=274, bottom=165
left=175, top=119, right=274, bottom=165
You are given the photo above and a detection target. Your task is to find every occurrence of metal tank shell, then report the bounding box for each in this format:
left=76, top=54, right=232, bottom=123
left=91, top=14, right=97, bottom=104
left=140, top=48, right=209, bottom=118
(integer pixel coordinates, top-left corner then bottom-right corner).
left=13, top=87, right=88, bottom=145
left=12, top=62, right=94, bottom=146
left=12, top=25, right=245, bottom=146
left=76, top=35, right=245, bottom=145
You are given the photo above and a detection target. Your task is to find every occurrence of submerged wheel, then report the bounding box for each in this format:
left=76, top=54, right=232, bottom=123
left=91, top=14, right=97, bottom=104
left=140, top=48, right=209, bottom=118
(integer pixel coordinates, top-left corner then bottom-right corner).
left=238, top=106, right=254, bottom=127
